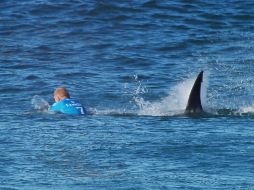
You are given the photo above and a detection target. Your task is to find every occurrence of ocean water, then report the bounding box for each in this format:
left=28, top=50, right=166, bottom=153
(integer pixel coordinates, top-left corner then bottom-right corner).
left=1, top=0, right=254, bottom=189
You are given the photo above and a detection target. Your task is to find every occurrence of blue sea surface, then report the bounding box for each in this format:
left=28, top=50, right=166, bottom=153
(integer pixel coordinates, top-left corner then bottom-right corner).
left=1, top=0, right=254, bottom=189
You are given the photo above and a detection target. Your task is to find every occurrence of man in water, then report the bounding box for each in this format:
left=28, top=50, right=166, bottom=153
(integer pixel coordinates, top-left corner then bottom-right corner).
left=50, top=87, right=86, bottom=115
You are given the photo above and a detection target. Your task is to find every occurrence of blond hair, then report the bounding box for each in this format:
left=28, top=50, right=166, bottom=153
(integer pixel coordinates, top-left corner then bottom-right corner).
left=54, top=87, right=70, bottom=99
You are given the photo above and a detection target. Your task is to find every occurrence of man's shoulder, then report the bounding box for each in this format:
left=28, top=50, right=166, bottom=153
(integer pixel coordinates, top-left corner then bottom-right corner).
left=62, top=98, right=86, bottom=114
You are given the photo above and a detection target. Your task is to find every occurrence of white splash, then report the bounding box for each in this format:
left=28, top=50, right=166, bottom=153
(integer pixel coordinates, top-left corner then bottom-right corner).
left=238, top=105, right=254, bottom=114
left=135, top=72, right=208, bottom=116
left=31, top=95, right=50, bottom=111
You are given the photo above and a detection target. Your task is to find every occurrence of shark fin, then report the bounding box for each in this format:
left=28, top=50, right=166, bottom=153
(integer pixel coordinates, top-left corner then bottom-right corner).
left=185, top=71, right=204, bottom=114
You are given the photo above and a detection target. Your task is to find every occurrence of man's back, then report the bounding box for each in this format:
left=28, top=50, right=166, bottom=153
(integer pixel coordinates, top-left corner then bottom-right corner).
left=50, top=98, right=86, bottom=115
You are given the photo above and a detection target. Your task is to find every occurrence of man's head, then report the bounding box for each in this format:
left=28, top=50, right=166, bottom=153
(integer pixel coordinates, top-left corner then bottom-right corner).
left=54, top=87, right=70, bottom=102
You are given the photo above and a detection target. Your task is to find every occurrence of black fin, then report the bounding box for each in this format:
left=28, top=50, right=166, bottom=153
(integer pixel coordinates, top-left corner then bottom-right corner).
left=185, top=71, right=204, bottom=114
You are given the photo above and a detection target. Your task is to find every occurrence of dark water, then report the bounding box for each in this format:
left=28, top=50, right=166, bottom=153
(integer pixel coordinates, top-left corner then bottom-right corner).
left=1, top=0, right=254, bottom=189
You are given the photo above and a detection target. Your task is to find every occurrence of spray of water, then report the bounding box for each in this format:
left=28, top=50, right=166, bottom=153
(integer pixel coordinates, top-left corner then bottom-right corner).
left=237, top=105, right=254, bottom=115
left=134, top=72, right=209, bottom=116
left=31, top=95, right=50, bottom=111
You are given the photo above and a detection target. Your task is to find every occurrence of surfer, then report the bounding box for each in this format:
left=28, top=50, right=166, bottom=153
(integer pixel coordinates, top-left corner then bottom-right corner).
left=49, top=87, right=86, bottom=115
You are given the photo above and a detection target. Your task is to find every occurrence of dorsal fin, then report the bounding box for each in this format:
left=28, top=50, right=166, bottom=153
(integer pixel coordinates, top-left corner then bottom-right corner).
left=185, top=71, right=204, bottom=114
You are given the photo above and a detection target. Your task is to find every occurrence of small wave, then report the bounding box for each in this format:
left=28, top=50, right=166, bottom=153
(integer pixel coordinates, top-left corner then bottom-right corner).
left=25, top=75, right=39, bottom=80
left=88, top=2, right=141, bottom=16
left=88, top=108, right=136, bottom=117
left=29, top=3, right=69, bottom=16
left=0, top=87, right=25, bottom=94
left=143, top=1, right=187, bottom=13
left=232, top=14, right=254, bottom=21
left=4, top=64, right=41, bottom=70
left=156, top=42, right=188, bottom=52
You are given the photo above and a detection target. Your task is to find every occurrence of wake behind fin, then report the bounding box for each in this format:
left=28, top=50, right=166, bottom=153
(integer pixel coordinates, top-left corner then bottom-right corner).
left=185, top=71, right=204, bottom=114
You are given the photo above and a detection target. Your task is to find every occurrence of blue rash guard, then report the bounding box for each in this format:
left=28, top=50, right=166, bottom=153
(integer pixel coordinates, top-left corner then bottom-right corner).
left=50, top=98, right=86, bottom=115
